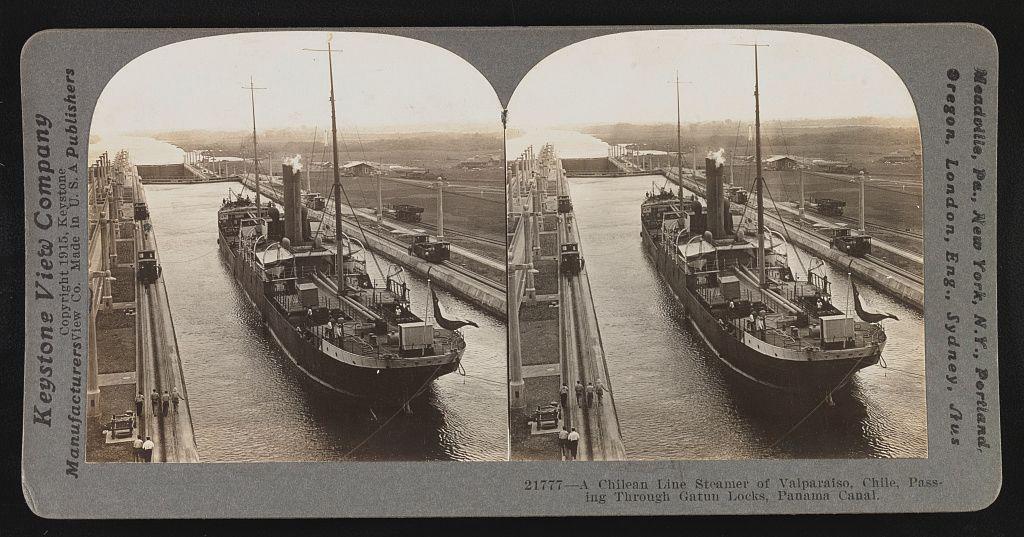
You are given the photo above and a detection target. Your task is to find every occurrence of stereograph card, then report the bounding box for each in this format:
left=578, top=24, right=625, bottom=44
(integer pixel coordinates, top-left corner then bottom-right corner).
left=20, top=24, right=999, bottom=517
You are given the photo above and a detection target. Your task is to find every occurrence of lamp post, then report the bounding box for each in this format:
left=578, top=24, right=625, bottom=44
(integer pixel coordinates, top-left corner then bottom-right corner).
left=858, top=171, right=867, bottom=232
left=508, top=262, right=537, bottom=410
left=798, top=169, right=805, bottom=219
left=525, top=181, right=545, bottom=302
left=376, top=170, right=383, bottom=224
left=87, top=270, right=113, bottom=418
left=435, top=176, right=446, bottom=240
left=106, top=184, right=119, bottom=269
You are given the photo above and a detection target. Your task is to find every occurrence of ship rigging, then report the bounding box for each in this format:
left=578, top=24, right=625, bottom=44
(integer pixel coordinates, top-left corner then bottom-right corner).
left=638, top=45, right=892, bottom=398
left=214, top=40, right=470, bottom=405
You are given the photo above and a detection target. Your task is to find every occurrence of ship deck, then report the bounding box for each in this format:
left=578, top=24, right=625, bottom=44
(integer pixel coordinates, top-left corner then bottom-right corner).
left=695, top=266, right=882, bottom=352
left=267, top=273, right=461, bottom=360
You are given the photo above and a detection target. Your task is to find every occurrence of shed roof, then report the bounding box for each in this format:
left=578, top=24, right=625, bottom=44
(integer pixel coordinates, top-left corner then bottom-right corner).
left=340, top=161, right=378, bottom=169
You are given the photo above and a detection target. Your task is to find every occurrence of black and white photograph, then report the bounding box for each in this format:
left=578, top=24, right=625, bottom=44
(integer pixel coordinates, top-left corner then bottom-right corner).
left=17, top=20, right=1002, bottom=518
left=507, top=29, right=926, bottom=461
left=84, top=31, right=508, bottom=462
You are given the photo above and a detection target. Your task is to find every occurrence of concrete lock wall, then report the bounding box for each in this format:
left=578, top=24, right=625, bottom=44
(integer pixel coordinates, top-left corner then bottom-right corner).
left=757, top=207, right=924, bottom=310
left=137, top=164, right=195, bottom=183
left=355, top=231, right=507, bottom=319
left=561, top=158, right=620, bottom=174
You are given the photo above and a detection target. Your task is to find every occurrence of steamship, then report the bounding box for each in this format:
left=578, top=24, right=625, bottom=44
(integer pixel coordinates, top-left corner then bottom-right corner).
left=218, top=160, right=465, bottom=403
left=640, top=51, right=888, bottom=397
left=216, top=61, right=466, bottom=404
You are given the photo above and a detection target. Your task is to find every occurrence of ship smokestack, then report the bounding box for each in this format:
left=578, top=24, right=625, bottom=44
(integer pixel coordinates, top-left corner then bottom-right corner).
left=282, top=155, right=305, bottom=243
left=705, top=149, right=726, bottom=239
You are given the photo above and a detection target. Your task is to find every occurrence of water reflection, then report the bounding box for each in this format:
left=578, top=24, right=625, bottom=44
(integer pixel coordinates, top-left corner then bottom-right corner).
left=569, top=174, right=926, bottom=460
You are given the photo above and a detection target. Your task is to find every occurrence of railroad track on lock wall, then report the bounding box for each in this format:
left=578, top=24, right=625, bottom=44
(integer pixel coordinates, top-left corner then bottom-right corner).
left=136, top=229, right=183, bottom=463
left=827, top=212, right=924, bottom=242
left=411, top=220, right=506, bottom=249
left=440, top=259, right=504, bottom=293
left=862, top=253, right=924, bottom=286
left=358, top=217, right=504, bottom=293
left=557, top=221, right=605, bottom=460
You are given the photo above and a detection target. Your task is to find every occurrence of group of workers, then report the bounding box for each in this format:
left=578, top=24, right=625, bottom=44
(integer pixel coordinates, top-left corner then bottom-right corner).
left=557, top=427, right=581, bottom=461
left=127, top=385, right=185, bottom=462
left=145, top=387, right=184, bottom=417
left=304, top=308, right=345, bottom=345
left=324, top=318, right=343, bottom=343
left=132, top=435, right=156, bottom=462
left=560, top=378, right=605, bottom=410
left=552, top=377, right=607, bottom=461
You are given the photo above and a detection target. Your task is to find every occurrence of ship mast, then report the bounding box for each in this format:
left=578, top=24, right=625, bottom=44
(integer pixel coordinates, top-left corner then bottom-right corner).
left=306, top=38, right=347, bottom=298
left=752, top=44, right=767, bottom=289
left=674, top=71, right=683, bottom=203
left=326, top=41, right=346, bottom=297
left=244, top=77, right=265, bottom=219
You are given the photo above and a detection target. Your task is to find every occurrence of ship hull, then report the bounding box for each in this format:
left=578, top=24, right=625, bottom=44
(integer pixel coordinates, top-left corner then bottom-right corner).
left=218, top=231, right=462, bottom=404
left=641, top=229, right=879, bottom=395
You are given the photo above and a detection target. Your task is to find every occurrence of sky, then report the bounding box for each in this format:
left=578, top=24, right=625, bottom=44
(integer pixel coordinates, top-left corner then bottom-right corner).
left=91, top=31, right=503, bottom=136
left=508, top=29, right=919, bottom=129
left=91, top=29, right=918, bottom=138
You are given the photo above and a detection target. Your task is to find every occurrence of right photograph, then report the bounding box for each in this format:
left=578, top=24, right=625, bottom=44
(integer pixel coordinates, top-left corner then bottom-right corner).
left=506, top=29, right=925, bottom=461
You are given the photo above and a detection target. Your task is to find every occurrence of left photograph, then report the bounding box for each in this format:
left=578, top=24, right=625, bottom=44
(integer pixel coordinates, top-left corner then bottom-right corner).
left=85, top=31, right=508, bottom=462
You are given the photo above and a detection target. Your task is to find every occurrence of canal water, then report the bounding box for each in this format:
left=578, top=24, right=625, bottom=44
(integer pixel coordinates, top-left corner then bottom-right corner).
left=507, top=129, right=610, bottom=159
left=89, top=135, right=185, bottom=164
left=144, top=182, right=507, bottom=461
left=568, top=174, right=927, bottom=460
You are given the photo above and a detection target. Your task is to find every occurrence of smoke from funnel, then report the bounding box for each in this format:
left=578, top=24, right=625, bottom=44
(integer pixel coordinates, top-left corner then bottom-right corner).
left=707, top=148, right=726, bottom=167
left=284, top=154, right=303, bottom=173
